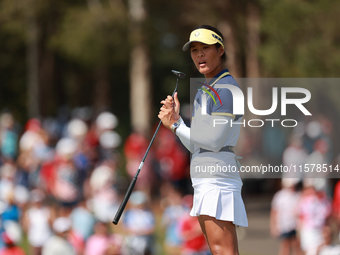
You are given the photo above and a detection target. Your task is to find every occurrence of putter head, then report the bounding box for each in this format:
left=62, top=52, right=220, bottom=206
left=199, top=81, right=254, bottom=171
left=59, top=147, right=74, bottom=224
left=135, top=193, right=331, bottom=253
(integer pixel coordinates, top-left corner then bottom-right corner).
left=171, top=70, right=186, bottom=79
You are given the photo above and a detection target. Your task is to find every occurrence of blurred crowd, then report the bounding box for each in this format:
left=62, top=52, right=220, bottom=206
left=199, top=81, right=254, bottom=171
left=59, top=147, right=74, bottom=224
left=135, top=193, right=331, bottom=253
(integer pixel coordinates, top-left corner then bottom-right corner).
left=270, top=116, right=340, bottom=255
left=0, top=109, right=213, bottom=255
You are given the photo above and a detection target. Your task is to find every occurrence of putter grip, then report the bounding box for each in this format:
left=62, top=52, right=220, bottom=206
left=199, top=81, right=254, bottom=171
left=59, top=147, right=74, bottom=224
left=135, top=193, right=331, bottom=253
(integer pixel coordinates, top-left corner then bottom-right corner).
left=112, top=177, right=137, bottom=225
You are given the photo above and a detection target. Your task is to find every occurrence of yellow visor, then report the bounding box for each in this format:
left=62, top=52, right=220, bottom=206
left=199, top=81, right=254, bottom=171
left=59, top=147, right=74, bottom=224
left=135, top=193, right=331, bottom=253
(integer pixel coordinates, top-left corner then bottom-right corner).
left=182, top=28, right=224, bottom=51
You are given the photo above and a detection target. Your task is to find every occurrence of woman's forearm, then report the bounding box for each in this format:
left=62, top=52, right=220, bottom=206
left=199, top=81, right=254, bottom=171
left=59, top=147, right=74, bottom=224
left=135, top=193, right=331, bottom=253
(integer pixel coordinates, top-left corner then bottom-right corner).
left=176, top=115, right=233, bottom=152
left=176, top=118, right=194, bottom=153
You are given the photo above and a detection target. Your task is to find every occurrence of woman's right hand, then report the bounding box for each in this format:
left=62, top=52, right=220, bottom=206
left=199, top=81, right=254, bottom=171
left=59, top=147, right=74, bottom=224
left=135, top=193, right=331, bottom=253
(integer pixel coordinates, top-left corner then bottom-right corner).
left=160, top=92, right=180, bottom=121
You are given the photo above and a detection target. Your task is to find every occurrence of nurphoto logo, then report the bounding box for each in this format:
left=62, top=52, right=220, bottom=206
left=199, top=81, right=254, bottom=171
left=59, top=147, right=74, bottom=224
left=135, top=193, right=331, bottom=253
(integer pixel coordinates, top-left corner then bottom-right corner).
left=200, top=85, right=312, bottom=128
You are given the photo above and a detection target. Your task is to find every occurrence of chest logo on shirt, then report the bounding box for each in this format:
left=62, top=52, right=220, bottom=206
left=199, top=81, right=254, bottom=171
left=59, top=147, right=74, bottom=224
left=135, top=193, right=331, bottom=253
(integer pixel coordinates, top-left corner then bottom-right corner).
left=198, top=82, right=223, bottom=106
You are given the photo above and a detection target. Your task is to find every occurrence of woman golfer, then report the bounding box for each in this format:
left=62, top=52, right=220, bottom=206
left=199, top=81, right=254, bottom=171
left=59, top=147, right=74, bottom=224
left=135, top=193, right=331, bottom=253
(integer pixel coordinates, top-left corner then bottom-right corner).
left=159, top=25, right=248, bottom=255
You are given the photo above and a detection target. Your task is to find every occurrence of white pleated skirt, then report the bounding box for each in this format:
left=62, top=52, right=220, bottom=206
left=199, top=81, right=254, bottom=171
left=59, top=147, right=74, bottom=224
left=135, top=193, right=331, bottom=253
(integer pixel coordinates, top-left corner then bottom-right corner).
left=189, top=151, right=248, bottom=228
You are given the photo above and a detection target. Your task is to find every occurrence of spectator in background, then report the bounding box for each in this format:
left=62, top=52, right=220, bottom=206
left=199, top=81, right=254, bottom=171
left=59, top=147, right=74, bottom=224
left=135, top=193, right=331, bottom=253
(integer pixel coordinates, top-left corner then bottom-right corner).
left=297, top=179, right=331, bottom=255
left=18, top=118, right=53, bottom=190
left=22, top=189, right=53, bottom=255
left=20, top=118, right=53, bottom=164
left=154, top=126, right=189, bottom=186
left=161, top=183, right=189, bottom=255
left=97, top=129, right=121, bottom=162
left=124, top=133, right=156, bottom=198
left=0, top=194, right=20, bottom=225
left=85, top=111, right=118, bottom=152
left=302, top=118, right=333, bottom=163
left=0, top=194, right=20, bottom=250
left=0, top=112, right=19, bottom=162
left=84, top=221, right=123, bottom=255
left=67, top=118, right=91, bottom=187
left=0, top=162, right=29, bottom=250
left=282, top=135, right=307, bottom=179
left=0, top=163, right=17, bottom=205
left=316, top=225, right=340, bottom=255
left=70, top=199, right=95, bottom=241
left=0, top=191, right=21, bottom=244
left=303, top=120, right=323, bottom=154
left=88, top=163, right=119, bottom=223
left=42, top=138, right=81, bottom=210
left=304, top=139, right=332, bottom=196
left=122, top=191, right=155, bottom=255
left=15, top=151, right=35, bottom=189
left=270, top=178, right=301, bottom=255
left=305, top=139, right=329, bottom=167
left=42, top=217, right=76, bottom=255
left=0, top=221, right=25, bottom=255
left=67, top=224, right=85, bottom=255
left=178, top=195, right=210, bottom=255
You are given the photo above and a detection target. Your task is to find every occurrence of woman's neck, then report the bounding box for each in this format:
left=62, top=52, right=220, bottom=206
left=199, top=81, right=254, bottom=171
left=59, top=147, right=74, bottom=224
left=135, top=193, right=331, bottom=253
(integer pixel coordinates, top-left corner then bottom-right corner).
left=204, top=66, right=224, bottom=82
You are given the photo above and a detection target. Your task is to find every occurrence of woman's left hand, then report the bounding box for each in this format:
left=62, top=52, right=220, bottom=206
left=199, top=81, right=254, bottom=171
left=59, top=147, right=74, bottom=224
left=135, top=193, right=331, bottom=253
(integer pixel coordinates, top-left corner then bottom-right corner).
left=158, top=95, right=178, bottom=130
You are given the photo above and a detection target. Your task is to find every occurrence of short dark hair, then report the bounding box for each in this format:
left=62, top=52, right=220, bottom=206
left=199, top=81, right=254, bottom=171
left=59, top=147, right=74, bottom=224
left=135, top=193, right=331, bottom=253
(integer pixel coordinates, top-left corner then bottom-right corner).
left=195, top=25, right=227, bottom=63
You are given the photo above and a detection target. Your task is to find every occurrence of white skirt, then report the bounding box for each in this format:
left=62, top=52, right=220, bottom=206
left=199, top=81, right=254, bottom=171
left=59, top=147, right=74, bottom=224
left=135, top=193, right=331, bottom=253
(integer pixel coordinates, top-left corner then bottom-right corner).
left=189, top=151, right=248, bottom=227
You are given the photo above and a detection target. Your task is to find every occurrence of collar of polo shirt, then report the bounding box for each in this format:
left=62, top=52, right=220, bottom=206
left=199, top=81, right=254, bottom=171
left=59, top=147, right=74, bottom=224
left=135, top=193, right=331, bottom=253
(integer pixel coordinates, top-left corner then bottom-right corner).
left=182, top=28, right=224, bottom=51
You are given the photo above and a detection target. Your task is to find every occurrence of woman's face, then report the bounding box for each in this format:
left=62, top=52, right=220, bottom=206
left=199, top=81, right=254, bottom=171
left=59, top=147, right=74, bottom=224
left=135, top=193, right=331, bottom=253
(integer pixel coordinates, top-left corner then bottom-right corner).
left=190, top=42, right=224, bottom=78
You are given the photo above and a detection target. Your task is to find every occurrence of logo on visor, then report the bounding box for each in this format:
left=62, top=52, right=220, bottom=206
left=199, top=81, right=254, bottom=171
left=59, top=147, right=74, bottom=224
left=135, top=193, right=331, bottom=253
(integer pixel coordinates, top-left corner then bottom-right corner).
left=198, top=83, right=223, bottom=106
left=195, top=31, right=200, bottom=37
left=212, top=34, right=223, bottom=44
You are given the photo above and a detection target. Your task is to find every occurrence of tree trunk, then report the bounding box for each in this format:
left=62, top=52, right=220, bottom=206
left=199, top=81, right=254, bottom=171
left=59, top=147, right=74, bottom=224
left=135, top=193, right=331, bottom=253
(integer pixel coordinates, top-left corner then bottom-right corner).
left=245, top=2, right=261, bottom=136
left=93, top=67, right=111, bottom=112
left=218, top=21, right=241, bottom=78
left=39, top=51, right=55, bottom=116
left=128, top=0, right=151, bottom=136
left=246, top=2, right=261, bottom=118
left=246, top=2, right=260, bottom=79
left=26, top=12, right=40, bottom=118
